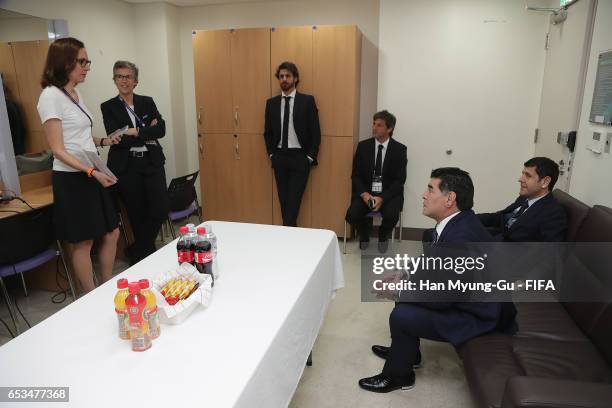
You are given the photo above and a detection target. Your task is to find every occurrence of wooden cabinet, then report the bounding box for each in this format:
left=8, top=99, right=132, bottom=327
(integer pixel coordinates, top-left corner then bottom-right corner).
left=313, top=25, right=361, bottom=138
left=236, top=134, right=273, bottom=224
left=193, top=30, right=234, bottom=133
left=0, top=43, right=19, bottom=101
left=311, top=136, right=355, bottom=234
left=193, top=28, right=270, bottom=134
left=231, top=29, right=270, bottom=134
left=271, top=26, right=313, bottom=95
left=1, top=40, right=50, bottom=153
left=198, top=132, right=273, bottom=224
left=199, top=133, right=240, bottom=221
left=194, top=25, right=361, bottom=236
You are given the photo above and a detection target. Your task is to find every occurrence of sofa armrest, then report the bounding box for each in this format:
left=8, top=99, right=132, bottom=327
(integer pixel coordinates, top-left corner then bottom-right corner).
left=501, top=376, right=612, bottom=408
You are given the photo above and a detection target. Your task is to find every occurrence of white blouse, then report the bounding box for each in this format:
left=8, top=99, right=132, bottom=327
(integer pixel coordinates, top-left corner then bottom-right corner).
left=37, top=86, right=96, bottom=172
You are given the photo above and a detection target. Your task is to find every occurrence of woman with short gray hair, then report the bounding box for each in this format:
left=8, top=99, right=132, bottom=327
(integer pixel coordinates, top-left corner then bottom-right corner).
left=100, top=60, right=169, bottom=265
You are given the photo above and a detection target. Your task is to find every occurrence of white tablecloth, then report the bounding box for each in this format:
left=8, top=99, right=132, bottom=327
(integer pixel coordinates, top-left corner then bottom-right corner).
left=0, top=221, right=344, bottom=407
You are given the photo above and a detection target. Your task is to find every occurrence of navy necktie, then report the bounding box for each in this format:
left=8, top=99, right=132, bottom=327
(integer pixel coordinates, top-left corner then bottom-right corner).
left=431, top=228, right=439, bottom=244
left=506, top=200, right=529, bottom=229
left=282, top=96, right=291, bottom=151
left=374, top=144, right=383, bottom=176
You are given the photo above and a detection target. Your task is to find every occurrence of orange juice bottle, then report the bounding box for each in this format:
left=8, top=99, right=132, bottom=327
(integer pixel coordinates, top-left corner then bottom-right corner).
left=114, top=278, right=130, bottom=340
left=126, top=282, right=151, bottom=352
left=139, top=279, right=160, bottom=339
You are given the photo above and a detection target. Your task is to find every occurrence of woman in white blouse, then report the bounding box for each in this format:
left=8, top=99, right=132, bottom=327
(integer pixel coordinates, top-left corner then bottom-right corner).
left=37, top=37, right=121, bottom=293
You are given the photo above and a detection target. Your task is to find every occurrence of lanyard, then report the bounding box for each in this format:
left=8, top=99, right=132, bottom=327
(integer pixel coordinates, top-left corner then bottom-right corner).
left=118, top=96, right=146, bottom=127
left=61, top=88, right=93, bottom=130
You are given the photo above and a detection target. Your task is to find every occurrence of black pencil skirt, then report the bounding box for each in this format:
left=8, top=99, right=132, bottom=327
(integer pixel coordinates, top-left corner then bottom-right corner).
left=52, top=171, right=119, bottom=243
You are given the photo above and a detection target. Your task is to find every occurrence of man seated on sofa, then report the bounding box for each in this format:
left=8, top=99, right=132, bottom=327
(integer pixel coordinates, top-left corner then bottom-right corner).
left=478, top=157, right=567, bottom=242
left=358, top=167, right=517, bottom=393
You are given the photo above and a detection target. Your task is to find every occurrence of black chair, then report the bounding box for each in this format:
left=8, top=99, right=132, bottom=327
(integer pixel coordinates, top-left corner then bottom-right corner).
left=0, top=205, right=76, bottom=335
left=162, top=171, right=202, bottom=239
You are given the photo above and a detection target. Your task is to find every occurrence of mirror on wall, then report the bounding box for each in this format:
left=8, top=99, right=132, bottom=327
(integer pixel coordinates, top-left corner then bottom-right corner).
left=0, top=9, right=67, bottom=177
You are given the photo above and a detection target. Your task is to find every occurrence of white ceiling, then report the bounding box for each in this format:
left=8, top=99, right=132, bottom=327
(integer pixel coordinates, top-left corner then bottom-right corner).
left=121, top=0, right=289, bottom=6
left=0, top=9, right=40, bottom=19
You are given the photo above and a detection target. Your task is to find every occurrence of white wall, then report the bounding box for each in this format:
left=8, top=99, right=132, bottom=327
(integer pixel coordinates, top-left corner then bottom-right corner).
left=378, top=0, right=549, bottom=228
left=0, top=0, right=185, bottom=181
left=0, top=16, right=48, bottom=42
left=178, top=0, right=380, bottom=178
left=569, top=0, right=612, bottom=207
left=131, top=2, right=183, bottom=181
left=0, top=0, right=136, bottom=157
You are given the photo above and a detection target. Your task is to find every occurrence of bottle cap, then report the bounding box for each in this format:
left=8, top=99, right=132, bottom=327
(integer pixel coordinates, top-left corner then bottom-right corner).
left=117, top=278, right=128, bottom=289
left=128, top=282, right=141, bottom=294
left=139, top=279, right=150, bottom=289
left=179, top=226, right=188, bottom=235
left=197, top=227, right=206, bottom=235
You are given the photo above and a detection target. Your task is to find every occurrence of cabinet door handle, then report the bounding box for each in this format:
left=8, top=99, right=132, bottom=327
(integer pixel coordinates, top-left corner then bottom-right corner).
left=199, top=143, right=203, bottom=158
left=198, top=109, right=202, bottom=124
left=233, top=134, right=239, bottom=159
left=234, top=109, right=239, bottom=126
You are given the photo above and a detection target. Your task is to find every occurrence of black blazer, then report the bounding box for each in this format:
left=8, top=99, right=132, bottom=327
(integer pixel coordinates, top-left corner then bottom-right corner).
left=351, top=137, right=407, bottom=206
left=401, top=210, right=517, bottom=346
left=100, top=94, right=166, bottom=175
left=477, top=193, right=567, bottom=242
left=263, top=92, right=321, bottom=164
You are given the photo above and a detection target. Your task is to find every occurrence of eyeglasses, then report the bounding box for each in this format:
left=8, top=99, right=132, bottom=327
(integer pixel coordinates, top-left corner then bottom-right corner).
left=113, top=74, right=134, bottom=81
left=76, top=58, right=91, bottom=68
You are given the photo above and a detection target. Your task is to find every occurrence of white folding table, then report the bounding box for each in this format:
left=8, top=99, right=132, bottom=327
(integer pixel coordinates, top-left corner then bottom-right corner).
left=0, top=221, right=344, bottom=407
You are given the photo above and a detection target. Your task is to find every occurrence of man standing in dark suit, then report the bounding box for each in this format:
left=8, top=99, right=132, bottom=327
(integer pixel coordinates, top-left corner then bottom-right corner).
left=478, top=157, right=567, bottom=242
left=359, top=167, right=517, bottom=393
left=101, top=61, right=169, bottom=265
left=264, top=62, right=321, bottom=227
left=345, top=110, right=407, bottom=253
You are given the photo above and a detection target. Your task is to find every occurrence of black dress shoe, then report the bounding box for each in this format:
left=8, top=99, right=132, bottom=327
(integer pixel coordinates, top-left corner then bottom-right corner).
left=359, top=240, right=370, bottom=250
left=371, top=345, right=422, bottom=368
left=358, top=372, right=415, bottom=393
left=378, top=240, right=389, bottom=253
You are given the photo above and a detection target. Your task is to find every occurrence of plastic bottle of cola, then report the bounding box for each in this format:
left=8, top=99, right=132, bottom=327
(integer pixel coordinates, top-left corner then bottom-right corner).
left=194, top=227, right=214, bottom=286
left=177, top=226, right=193, bottom=265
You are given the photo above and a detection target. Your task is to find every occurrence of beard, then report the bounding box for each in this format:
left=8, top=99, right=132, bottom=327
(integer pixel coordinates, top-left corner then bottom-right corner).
left=280, top=81, right=293, bottom=91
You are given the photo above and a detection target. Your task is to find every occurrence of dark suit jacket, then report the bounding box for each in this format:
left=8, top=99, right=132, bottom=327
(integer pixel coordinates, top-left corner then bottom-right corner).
left=478, top=193, right=567, bottom=242
left=100, top=94, right=166, bottom=175
left=401, top=210, right=517, bottom=346
left=351, top=137, right=408, bottom=206
left=263, top=92, right=321, bottom=164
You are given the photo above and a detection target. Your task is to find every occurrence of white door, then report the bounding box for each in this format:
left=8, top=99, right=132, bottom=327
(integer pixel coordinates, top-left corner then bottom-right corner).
left=534, top=0, right=596, bottom=191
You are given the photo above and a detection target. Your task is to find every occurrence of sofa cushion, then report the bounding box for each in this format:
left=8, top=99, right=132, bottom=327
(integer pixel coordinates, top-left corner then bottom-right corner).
left=460, top=335, right=524, bottom=408
left=513, top=337, right=612, bottom=383
left=552, top=189, right=589, bottom=242
left=588, top=304, right=612, bottom=366
left=563, top=205, right=612, bottom=364
left=515, top=302, right=587, bottom=342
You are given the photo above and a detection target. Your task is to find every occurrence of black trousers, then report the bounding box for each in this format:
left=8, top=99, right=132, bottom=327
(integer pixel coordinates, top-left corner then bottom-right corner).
left=272, top=149, right=310, bottom=227
left=382, top=303, right=447, bottom=380
left=345, top=194, right=402, bottom=241
left=117, top=154, right=169, bottom=263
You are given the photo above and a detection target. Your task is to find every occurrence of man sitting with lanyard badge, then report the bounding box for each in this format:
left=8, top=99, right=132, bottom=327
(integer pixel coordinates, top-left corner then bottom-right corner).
left=100, top=60, right=170, bottom=265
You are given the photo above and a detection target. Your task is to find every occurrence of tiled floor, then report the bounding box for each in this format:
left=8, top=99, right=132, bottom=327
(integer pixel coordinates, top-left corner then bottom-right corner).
left=0, top=233, right=476, bottom=407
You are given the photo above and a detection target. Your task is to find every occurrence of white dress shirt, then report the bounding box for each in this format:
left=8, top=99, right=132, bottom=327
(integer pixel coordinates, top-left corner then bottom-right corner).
left=126, top=104, right=147, bottom=152
left=374, top=137, right=390, bottom=173
left=277, top=89, right=301, bottom=149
